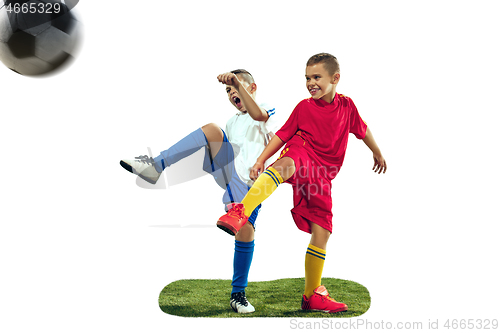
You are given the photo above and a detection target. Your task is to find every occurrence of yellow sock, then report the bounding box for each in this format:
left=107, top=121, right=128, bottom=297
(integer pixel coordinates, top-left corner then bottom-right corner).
left=304, top=244, right=326, bottom=298
left=241, top=167, right=283, bottom=217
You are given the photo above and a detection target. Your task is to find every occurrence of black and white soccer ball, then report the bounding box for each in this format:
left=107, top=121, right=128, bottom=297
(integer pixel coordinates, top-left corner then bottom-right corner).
left=0, top=0, right=81, bottom=76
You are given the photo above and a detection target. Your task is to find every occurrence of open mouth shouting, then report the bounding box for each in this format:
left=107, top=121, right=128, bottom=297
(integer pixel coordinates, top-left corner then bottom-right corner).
left=232, top=95, right=243, bottom=109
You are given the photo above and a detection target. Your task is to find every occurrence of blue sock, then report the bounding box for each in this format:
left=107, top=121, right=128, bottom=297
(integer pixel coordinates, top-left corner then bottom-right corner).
left=153, top=128, right=208, bottom=172
left=231, top=240, right=255, bottom=294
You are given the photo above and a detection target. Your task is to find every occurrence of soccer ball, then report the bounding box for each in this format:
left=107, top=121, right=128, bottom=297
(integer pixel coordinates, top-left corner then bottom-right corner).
left=0, top=0, right=82, bottom=76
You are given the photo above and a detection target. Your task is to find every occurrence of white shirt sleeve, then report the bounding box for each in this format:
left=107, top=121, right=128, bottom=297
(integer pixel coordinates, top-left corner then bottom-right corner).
left=259, top=104, right=280, bottom=145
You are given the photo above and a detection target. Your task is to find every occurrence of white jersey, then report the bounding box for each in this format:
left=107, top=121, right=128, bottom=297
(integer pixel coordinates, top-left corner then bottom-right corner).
left=225, top=103, right=280, bottom=186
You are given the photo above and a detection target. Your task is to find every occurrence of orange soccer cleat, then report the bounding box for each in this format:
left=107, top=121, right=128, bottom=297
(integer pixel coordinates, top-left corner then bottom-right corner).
left=301, top=285, right=348, bottom=313
left=217, top=203, right=249, bottom=236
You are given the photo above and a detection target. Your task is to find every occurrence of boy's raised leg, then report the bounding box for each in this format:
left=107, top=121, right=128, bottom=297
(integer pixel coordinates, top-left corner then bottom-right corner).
left=153, top=125, right=221, bottom=172
left=200, top=123, right=224, bottom=160
left=120, top=124, right=224, bottom=184
left=217, top=157, right=294, bottom=235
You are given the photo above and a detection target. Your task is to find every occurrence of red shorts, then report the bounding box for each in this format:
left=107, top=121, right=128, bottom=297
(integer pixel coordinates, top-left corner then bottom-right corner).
left=273, top=140, right=341, bottom=234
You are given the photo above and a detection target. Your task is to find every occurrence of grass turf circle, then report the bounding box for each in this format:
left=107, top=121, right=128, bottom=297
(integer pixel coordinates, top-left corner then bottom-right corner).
left=159, top=277, right=370, bottom=318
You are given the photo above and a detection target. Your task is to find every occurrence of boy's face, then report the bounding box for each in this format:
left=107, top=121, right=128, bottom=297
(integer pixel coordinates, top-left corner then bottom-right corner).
left=305, top=63, right=340, bottom=103
left=226, top=75, right=253, bottom=112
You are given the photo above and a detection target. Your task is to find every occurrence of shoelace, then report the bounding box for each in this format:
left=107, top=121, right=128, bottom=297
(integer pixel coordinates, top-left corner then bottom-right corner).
left=135, top=155, right=154, bottom=165
left=320, top=293, right=338, bottom=303
left=227, top=205, right=245, bottom=218
left=233, top=292, right=248, bottom=306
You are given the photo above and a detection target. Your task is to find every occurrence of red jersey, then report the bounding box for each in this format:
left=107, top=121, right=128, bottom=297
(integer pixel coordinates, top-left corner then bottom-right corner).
left=271, top=93, right=367, bottom=234
left=275, top=93, right=367, bottom=169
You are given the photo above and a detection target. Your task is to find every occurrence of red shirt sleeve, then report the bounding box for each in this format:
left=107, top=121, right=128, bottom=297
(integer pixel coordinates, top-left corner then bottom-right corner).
left=349, top=99, right=367, bottom=139
left=275, top=100, right=302, bottom=142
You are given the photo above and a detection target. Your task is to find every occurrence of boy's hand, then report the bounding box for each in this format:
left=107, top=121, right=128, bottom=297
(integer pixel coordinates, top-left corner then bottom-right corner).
left=250, top=161, right=265, bottom=181
left=217, top=72, right=241, bottom=89
left=372, top=153, right=387, bottom=174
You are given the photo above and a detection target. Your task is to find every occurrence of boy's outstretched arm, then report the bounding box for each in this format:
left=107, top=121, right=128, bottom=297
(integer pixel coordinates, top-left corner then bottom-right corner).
left=362, top=126, right=387, bottom=174
left=249, top=135, right=285, bottom=180
left=217, top=72, right=268, bottom=122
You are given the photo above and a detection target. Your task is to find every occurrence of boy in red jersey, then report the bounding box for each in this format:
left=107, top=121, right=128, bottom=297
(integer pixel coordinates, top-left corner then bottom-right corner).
left=217, top=53, right=387, bottom=313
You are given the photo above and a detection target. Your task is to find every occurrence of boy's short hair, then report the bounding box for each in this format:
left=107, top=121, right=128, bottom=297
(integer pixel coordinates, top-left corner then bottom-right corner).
left=306, top=53, right=340, bottom=76
left=231, top=69, right=255, bottom=85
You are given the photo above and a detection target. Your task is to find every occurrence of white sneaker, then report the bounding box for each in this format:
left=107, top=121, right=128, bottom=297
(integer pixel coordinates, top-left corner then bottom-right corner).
left=230, top=292, right=255, bottom=313
left=120, top=155, right=161, bottom=184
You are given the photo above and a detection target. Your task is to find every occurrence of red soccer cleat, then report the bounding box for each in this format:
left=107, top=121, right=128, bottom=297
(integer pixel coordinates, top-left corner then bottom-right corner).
left=217, top=203, right=249, bottom=236
left=301, top=285, right=348, bottom=313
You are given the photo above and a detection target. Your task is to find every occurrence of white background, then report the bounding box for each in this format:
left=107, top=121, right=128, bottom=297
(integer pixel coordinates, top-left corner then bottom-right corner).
left=1, top=0, right=499, bottom=332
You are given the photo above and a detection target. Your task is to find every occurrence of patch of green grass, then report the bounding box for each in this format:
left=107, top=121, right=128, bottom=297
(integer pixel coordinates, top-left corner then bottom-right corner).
left=159, top=278, right=370, bottom=318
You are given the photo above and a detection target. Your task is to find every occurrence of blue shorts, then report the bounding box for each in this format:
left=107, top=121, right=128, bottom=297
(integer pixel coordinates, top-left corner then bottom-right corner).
left=202, top=129, right=261, bottom=228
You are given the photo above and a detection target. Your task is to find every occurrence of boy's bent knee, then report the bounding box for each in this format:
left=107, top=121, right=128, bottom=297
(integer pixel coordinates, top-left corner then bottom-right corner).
left=273, top=157, right=296, bottom=181
left=201, top=123, right=224, bottom=142
left=201, top=123, right=219, bottom=131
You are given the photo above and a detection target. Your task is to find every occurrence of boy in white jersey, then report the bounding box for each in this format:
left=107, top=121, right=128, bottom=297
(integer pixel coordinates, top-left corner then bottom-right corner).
left=120, top=69, right=279, bottom=313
